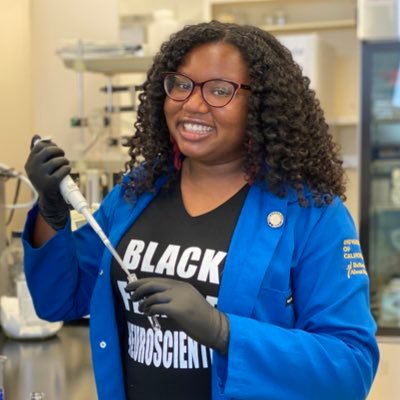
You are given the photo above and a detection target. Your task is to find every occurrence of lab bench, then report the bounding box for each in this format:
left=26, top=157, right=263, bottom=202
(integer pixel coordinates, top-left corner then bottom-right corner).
left=0, top=321, right=97, bottom=400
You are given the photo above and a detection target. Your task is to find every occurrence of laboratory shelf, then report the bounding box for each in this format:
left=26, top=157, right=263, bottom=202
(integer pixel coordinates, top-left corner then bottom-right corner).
left=327, top=115, right=358, bottom=126
left=260, top=19, right=356, bottom=34
left=61, top=55, right=153, bottom=75
left=370, top=204, right=400, bottom=213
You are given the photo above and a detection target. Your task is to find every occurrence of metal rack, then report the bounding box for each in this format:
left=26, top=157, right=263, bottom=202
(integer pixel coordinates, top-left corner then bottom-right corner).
left=61, top=54, right=153, bottom=75
left=57, top=42, right=153, bottom=148
left=57, top=43, right=153, bottom=201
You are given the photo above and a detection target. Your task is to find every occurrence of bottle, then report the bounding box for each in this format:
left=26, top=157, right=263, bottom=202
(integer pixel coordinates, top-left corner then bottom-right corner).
left=0, top=232, right=63, bottom=339
left=29, top=393, right=45, bottom=400
left=147, top=9, right=179, bottom=55
left=274, top=10, right=287, bottom=25
left=0, top=231, right=24, bottom=297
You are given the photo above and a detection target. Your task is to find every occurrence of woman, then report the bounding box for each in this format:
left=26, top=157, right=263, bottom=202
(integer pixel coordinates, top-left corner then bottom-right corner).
left=23, top=21, right=379, bottom=400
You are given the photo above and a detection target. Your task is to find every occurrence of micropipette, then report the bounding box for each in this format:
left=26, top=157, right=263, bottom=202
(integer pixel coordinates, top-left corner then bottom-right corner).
left=32, top=136, right=161, bottom=330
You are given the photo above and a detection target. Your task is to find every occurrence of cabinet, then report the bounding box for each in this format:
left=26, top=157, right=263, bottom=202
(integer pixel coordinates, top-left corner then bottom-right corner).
left=204, top=0, right=356, bottom=32
left=204, top=0, right=358, bottom=123
left=359, top=41, right=400, bottom=334
left=204, top=0, right=360, bottom=223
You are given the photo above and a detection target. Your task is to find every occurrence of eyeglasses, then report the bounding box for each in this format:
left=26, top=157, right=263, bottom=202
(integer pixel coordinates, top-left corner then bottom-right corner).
left=162, top=72, right=251, bottom=108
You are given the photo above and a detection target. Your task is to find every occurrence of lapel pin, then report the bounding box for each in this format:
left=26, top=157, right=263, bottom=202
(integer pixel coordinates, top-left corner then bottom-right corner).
left=267, top=211, right=284, bottom=228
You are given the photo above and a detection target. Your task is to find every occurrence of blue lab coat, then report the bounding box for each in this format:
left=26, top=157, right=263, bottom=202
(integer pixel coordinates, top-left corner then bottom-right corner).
left=22, top=181, right=379, bottom=400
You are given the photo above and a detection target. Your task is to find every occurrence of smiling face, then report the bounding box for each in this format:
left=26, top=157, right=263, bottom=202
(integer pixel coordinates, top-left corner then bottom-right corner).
left=163, top=41, right=250, bottom=167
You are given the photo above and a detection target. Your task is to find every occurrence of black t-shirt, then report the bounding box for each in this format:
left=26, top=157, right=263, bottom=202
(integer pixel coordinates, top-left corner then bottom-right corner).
left=111, top=180, right=249, bottom=400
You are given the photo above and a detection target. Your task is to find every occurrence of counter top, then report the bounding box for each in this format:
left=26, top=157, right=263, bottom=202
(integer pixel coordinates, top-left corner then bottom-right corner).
left=0, top=321, right=97, bottom=400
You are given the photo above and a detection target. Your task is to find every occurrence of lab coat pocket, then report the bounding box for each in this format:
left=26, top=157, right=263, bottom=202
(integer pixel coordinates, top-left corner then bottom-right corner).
left=252, top=287, right=295, bottom=328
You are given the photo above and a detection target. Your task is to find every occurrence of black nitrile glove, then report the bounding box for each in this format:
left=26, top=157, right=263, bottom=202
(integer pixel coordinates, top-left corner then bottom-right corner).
left=126, top=278, right=230, bottom=355
left=24, top=140, right=71, bottom=230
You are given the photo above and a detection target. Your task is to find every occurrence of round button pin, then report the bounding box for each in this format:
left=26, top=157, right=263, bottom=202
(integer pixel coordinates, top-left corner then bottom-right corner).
left=267, top=211, right=284, bottom=228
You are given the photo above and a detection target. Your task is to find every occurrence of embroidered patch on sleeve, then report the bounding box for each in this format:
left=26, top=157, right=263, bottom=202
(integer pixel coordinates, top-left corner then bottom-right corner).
left=342, top=239, right=367, bottom=279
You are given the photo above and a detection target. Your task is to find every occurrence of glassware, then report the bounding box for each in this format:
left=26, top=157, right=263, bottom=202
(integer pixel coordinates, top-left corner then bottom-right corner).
left=0, top=231, right=63, bottom=339
left=0, top=231, right=23, bottom=297
left=274, top=10, right=287, bottom=25
left=29, top=392, right=45, bottom=400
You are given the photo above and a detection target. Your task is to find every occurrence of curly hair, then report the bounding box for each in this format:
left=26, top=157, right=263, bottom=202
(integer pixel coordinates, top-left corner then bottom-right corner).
left=124, top=20, right=346, bottom=206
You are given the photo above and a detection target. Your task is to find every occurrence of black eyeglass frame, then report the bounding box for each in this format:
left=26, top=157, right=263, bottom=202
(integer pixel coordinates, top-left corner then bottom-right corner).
left=162, top=72, right=251, bottom=108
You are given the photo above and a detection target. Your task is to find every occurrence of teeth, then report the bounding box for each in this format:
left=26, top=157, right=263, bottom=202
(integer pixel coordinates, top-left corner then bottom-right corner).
left=183, top=122, right=213, bottom=133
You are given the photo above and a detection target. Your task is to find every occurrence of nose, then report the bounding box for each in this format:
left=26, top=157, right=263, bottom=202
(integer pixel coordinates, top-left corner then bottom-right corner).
left=182, top=86, right=209, bottom=113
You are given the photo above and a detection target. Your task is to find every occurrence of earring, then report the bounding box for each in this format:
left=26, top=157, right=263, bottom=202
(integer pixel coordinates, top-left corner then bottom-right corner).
left=170, top=136, right=182, bottom=171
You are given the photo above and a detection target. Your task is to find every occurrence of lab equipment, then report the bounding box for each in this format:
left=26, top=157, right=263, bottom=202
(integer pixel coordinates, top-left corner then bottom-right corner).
left=0, top=164, right=38, bottom=255
left=0, top=355, right=6, bottom=400
left=84, top=169, right=102, bottom=207
left=0, top=164, right=38, bottom=211
left=0, top=231, right=63, bottom=339
left=32, top=136, right=161, bottom=330
left=56, top=39, right=151, bottom=160
left=0, top=164, right=57, bottom=339
left=0, top=231, right=23, bottom=298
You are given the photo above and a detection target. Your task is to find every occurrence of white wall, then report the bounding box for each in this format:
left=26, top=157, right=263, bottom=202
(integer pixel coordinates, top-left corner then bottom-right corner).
left=0, top=0, right=32, bottom=171
left=31, top=0, right=120, bottom=159
left=0, top=0, right=33, bottom=233
left=0, top=0, right=121, bottom=234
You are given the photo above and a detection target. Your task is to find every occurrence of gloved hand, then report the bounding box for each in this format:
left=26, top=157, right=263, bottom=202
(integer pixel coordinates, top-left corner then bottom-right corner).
left=126, top=278, right=230, bottom=355
left=24, top=140, right=71, bottom=230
